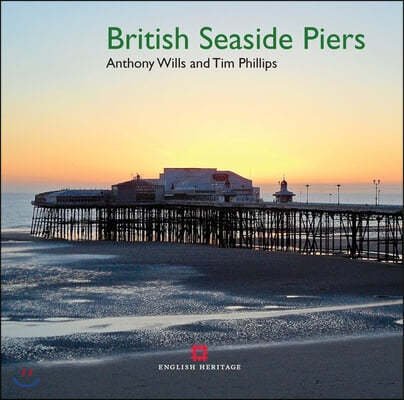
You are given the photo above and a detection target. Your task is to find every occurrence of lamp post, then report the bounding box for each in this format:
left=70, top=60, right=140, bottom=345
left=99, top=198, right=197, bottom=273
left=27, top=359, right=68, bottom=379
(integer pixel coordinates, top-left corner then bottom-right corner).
left=336, top=184, right=341, bottom=205
left=373, top=179, right=380, bottom=205
left=329, top=193, right=332, bottom=203
left=306, top=184, right=310, bottom=204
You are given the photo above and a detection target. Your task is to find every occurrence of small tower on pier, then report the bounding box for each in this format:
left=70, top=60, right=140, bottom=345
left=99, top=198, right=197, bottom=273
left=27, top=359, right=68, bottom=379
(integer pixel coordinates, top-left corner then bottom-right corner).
left=273, top=178, right=295, bottom=203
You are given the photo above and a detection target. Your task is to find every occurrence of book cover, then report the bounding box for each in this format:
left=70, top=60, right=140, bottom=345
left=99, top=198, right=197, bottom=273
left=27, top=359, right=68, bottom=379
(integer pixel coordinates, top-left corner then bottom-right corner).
left=1, top=1, right=403, bottom=399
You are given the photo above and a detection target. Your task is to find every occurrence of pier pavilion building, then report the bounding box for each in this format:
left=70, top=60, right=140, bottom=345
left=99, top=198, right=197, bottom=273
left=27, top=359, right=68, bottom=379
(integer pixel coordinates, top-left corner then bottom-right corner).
left=273, top=179, right=296, bottom=203
left=159, top=168, right=260, bottom=202
left=33, top=168, right=261, bottom=205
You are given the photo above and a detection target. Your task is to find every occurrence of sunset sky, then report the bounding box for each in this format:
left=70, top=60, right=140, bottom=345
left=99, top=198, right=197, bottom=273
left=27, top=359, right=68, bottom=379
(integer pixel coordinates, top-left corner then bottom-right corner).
left=2, top=1, right=402, bottom=194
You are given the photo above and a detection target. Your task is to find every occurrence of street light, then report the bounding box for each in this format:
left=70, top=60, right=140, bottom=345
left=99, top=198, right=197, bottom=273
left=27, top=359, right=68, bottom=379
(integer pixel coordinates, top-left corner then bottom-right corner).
left=306, top=184, right=310, bottom=204
left=329, top=193, right=332, bottom=203
left=336, top=184, right=341, bottom=205
left=373, top=179, right=380, bottom=205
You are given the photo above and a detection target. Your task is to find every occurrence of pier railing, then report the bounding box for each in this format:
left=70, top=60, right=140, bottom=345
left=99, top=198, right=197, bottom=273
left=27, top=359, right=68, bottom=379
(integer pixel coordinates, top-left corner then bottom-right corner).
left=31, top=201, right=403, bottom=263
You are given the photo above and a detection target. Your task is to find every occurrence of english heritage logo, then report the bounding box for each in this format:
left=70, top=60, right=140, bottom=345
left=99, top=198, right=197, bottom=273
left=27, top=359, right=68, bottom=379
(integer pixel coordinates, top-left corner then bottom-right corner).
left=157, top=345, right=242, bottom=372
left=191, top=344, right=208, bottom=362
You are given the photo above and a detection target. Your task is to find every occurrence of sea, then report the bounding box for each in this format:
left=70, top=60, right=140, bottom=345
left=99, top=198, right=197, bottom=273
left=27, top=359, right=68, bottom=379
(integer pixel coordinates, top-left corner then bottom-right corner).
left=2, top=187, right=403, bottom=232
left=2, top=193, right=35, bottom=232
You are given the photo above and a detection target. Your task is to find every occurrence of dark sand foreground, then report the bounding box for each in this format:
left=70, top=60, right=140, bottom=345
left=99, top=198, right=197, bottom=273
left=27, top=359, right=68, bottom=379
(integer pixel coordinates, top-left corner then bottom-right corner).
left=2, top=334, right=402, bottom=399
left=2, top=232, right=403, bottom=398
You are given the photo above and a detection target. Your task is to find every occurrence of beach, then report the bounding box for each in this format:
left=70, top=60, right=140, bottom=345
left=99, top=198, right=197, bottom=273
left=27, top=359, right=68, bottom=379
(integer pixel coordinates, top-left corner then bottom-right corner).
left=2, top=334, right=402, bottom=399
left=1, top=231, right=403, bottom=398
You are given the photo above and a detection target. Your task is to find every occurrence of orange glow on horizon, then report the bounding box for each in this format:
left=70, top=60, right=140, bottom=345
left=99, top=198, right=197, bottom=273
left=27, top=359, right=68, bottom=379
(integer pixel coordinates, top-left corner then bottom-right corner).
left=2, top=5, right=402, bottom=190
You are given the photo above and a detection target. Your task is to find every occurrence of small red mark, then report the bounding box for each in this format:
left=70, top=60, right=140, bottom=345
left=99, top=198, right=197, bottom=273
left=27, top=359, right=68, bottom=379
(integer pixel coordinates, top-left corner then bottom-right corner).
left=191, top=344, right=208, bottom=362
left=21, top=368, right=33, bottom=377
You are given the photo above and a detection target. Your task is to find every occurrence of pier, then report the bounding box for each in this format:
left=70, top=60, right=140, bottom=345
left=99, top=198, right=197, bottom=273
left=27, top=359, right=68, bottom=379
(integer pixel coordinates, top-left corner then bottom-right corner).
left=31, top=200, right=403, bottom=263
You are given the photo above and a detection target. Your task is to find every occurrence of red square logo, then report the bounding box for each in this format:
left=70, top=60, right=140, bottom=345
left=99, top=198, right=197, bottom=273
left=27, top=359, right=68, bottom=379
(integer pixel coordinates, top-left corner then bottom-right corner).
left=191, top=344, right=208, bottom=362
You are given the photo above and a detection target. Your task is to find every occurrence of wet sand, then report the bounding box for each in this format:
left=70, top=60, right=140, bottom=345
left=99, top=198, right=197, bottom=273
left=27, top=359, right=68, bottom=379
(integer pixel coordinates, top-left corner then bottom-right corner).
left=1, top=232, right=403, bottom=398
left=3, top=231, right=402, bottom=297
left=2, top=334, right=402, bottom=399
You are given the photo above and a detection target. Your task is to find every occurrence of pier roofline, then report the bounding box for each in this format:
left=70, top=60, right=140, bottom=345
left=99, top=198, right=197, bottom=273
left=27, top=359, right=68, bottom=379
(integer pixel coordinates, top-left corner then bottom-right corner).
left=31, top=199, right=403, bottom=216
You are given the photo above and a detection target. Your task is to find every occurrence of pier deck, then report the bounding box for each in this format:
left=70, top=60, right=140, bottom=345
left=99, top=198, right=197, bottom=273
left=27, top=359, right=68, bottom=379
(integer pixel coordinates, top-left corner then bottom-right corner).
left=31, top=200, right=403, bottom=263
